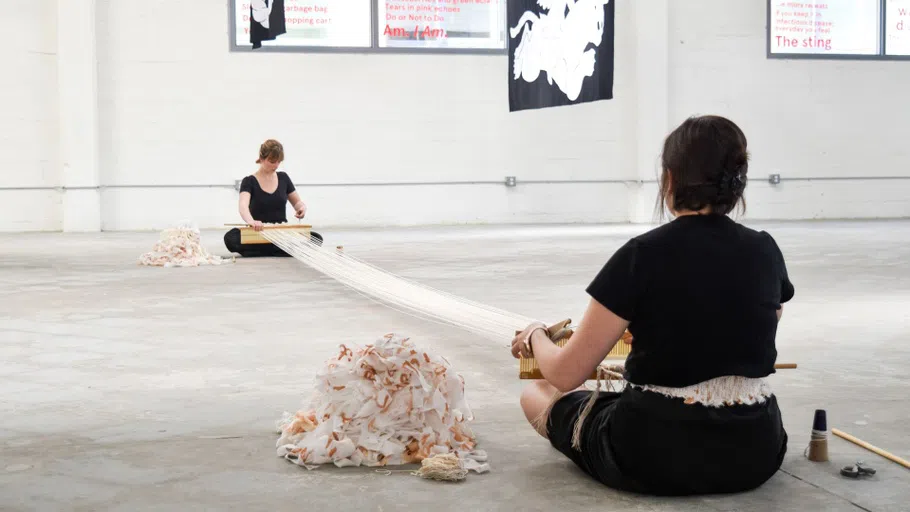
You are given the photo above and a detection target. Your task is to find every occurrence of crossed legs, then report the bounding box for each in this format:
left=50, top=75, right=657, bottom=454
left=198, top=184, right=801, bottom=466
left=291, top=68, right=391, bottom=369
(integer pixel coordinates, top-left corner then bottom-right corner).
left=520, top=380, right=567, bottom=437
left=223, top=228, right=324, bottom=257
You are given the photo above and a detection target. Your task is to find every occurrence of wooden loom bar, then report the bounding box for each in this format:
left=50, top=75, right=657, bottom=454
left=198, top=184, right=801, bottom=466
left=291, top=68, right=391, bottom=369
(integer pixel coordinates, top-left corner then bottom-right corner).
left=224, top=224, right=312, bottom=245
left=518, top=321, right=797, bottom=380
left=519, top=363, right=799, bottom=381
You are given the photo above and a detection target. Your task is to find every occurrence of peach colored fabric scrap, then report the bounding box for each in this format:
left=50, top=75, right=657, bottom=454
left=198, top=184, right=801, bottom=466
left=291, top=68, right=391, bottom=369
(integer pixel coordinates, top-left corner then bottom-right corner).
left=139, top=223, right=229, bottom=268
left=276, top=333, right=488, bottom=473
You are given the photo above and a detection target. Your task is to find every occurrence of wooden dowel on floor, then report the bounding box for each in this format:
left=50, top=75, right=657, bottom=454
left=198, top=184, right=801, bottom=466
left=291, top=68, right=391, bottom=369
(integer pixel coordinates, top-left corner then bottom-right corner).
left=832, top=428, right=910, bottom=470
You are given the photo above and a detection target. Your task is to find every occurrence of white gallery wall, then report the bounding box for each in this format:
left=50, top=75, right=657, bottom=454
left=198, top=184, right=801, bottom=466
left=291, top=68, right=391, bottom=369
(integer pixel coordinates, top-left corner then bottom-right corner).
left=1, top=1, right=59, bottom=232
left=1, top=0, right=908, bottom=232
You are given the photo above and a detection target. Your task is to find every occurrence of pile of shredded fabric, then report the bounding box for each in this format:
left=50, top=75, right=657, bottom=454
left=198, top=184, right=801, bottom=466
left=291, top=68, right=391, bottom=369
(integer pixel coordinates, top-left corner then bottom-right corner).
left=138, top=221, right=230, bottom=268
left=276, top=333, right=489, bottom=477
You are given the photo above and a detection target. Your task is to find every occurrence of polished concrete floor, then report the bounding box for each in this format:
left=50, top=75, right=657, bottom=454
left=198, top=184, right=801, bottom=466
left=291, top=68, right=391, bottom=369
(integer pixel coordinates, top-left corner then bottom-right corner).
left=1, top=220, right=908, bottom=511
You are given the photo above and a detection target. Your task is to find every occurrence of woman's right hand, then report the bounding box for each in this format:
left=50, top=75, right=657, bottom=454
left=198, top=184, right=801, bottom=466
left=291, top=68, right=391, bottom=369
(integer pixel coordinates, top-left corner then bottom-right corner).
left=510, top=321, right=548, bottom=359
left=251, top=220, right=264, bottom=231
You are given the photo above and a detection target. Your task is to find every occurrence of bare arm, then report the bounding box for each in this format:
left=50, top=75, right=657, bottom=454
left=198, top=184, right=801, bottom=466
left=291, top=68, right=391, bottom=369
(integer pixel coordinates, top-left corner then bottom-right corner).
left=288, top=191, right=307, bottom=218
left=529, top=298, right=630, bottom=392
left=777, top=305, right=784, bottom=321
left=238, top=191, right=257, bottom=225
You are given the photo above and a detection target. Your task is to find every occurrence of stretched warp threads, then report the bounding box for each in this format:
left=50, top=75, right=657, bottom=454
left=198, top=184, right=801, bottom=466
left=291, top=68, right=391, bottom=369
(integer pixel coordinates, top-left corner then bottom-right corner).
left=263, top=229, right=790, bottom=455
left=260, top=228, right=538, bottom=341
left=261, top=229, right=618, bottom=453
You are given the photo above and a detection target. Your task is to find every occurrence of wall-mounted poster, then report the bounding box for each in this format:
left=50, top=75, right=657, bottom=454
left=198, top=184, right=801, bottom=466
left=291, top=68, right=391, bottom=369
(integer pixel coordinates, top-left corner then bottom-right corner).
left=233, top=0, right=373, bottom=49
left=507, top=0, right=615, bottom=112
left=886, top=0, right=910, bottom=55
left=376, top=0, right=506, bottom=49
left=768, top=0, right=881, bottom=56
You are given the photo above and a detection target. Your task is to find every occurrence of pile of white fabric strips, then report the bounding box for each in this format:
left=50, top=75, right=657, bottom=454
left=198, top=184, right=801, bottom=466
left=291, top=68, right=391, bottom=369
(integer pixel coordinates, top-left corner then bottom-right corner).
left=276, top=333, right=489, bottom=475
left=138, top=222, right=230, bottom=268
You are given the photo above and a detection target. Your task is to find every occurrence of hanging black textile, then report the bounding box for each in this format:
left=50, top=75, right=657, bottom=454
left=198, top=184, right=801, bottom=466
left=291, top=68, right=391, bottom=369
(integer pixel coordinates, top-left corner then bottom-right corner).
left=507, top=0, right=616, bottom=112
left=250, top=0, right=287, bottom=49
left=269, top=0, right=287, bottom=39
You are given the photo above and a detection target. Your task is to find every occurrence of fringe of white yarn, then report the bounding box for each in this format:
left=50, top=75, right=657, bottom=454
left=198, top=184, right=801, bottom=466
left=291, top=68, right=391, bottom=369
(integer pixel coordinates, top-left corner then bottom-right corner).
left=628, top=375, right=773, bottom=407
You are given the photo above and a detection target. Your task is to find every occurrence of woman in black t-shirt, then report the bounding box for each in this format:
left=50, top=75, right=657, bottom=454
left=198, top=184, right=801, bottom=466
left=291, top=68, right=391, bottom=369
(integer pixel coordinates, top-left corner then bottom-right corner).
left=224, top=139, right=322, bottom=257
left=512, top=116, right=793, bottom=496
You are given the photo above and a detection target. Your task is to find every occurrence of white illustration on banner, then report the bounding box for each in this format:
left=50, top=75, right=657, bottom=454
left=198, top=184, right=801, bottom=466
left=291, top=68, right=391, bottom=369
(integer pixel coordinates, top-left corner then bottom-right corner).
left=510, top=0, right=610, bottom=101
left=251, top=0, right=273, bottom=30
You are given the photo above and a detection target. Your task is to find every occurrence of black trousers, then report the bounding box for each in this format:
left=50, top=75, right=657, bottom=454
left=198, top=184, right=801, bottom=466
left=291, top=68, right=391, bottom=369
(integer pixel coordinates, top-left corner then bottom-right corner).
left=223, top=228, right=322, bottom=257
left=547, top=386, right=787, bottom=496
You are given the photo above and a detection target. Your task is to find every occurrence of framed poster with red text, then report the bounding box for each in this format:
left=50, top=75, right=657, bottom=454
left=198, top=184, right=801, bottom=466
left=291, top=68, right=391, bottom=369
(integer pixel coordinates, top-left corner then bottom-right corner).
left=768, top=0, right=882, bottom=56
left=376, top=0, right=506, bottom=50
left=886, top=0, right=910, bottom=55
left=232, top=0, right=373, bottom=50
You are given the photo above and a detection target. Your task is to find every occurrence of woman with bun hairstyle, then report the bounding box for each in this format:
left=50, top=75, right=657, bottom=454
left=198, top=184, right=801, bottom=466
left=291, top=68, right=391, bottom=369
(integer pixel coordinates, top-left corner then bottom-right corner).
left=511, top=115, right=794, bottom=495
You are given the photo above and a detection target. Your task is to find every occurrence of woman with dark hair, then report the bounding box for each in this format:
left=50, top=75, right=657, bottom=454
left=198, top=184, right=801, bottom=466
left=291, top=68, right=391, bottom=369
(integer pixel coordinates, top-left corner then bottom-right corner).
left=512, top=115, right=794, bottom=495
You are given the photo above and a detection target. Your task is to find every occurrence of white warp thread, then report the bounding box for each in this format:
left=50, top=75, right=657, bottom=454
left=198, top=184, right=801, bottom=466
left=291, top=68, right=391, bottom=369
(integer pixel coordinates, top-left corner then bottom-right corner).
left=260, top=228, right=536, bottom=342
left=262, top=228, right=772, bottom=410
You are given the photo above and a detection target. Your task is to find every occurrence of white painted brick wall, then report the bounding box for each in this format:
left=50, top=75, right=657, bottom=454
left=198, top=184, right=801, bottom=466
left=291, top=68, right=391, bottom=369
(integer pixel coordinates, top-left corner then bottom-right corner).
left=1, top=0, right=908, bottom=232
left=0, top=1, right=60, bottom=231
left=669, top=0, right=910, bottom=220
left=100, top=182, right=632, bottom=231
left=92, top=0, right=638, bottom=231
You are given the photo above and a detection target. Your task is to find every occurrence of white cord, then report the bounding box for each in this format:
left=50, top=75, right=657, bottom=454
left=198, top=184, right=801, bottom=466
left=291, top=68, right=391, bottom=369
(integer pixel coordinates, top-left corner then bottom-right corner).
left=260, top=229, right=538, bottom=341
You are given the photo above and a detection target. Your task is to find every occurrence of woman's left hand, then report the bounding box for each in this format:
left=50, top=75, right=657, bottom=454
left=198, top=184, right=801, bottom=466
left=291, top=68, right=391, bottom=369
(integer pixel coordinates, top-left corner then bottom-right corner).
left=510, top=321, right=548, bottom=359
left=294, top=204, right=307, bottom=219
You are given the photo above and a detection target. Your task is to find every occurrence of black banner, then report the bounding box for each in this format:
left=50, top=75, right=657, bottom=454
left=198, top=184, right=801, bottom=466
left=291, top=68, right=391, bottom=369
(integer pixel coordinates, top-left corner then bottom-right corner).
left=250, top=0, right=287, bottom=49
left=507, top=0, right=616, bottom=112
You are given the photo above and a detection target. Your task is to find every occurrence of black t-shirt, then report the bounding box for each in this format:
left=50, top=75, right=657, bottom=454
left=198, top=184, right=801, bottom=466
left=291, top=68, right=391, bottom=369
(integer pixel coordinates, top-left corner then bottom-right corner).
left=587, top=214, right=794, bottom=388
left=239, top=171, right=296, bottom=223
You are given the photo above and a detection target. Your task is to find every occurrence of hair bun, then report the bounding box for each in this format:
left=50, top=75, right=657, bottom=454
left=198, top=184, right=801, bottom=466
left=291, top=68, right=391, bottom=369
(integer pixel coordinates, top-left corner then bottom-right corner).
left=658, top=115, right=750, bottom=217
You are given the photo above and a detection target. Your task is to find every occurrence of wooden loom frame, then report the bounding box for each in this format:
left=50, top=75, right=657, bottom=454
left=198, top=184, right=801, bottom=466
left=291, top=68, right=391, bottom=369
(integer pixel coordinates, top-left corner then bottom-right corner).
left=518, top=318, right=798, bottom=380
left=225, top=223, right=312, bottom=245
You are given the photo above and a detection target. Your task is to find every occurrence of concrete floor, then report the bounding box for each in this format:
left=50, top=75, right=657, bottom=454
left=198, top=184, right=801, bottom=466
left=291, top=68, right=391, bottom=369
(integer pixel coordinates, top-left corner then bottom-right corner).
left=1, top=220, right=908, bottom=511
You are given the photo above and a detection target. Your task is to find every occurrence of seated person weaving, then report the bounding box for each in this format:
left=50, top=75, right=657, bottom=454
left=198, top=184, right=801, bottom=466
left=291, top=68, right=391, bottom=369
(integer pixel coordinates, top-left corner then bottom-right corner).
left=512, top=115, right=794, bottom=496
left=224, top=139, right=323, bottom=257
